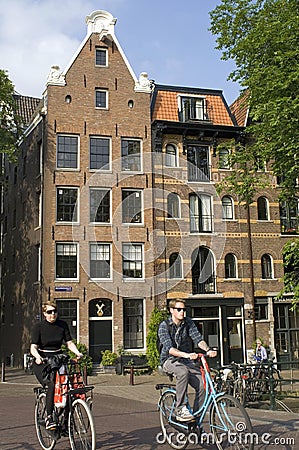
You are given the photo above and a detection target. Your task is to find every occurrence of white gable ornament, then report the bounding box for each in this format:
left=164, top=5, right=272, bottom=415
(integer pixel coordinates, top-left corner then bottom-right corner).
left=47, top=65, right=66, bottom=86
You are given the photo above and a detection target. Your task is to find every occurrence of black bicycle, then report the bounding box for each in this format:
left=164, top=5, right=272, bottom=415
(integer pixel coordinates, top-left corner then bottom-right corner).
left=34, top=356, right=95, bottom=450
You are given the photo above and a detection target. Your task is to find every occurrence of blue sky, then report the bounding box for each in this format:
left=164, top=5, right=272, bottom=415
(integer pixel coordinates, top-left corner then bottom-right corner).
left=0, top=0, right=240, bottom=105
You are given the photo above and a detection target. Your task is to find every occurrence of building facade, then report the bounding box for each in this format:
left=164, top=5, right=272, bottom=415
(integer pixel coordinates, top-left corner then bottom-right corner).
left=0, top=10, right=298, bottom=367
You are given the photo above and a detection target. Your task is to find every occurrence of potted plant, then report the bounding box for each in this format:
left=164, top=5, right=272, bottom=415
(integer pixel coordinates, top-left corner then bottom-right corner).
left=100, top=349, right=118, bottom=373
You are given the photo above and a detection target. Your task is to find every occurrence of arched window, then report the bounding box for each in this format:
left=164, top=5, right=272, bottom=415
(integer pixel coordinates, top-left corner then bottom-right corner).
left=169, top=253, right=182, bottom=279
left=165, top=144, right=178, bottom=167
left=261, top=254, right=273, bottom=279
left=191, top=246, right=215, bottom=294
left=222, top=196, right=234, bottom=220
left=225, top=253, right=237, bottom=278
left=167, top=193, right=180, bottom=218
left=257, top=197, right=269, bottom=220
left=219, top=148, right=230, bottom=169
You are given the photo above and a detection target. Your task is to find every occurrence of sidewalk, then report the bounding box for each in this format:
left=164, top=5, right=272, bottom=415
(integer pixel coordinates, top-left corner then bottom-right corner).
left=1, top=366, right=299, bottom=412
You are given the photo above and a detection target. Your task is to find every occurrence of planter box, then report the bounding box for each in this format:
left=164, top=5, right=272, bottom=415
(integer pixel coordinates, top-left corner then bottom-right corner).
left=115, top=355, right=149, bottom=375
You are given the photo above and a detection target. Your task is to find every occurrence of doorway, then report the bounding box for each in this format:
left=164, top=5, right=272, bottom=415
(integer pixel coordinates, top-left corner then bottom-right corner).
left=89, top=298, right=112, bottom=363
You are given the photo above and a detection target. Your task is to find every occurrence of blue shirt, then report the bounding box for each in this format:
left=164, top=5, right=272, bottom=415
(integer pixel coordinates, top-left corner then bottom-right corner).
left=158, top=316, right=204, bottom=364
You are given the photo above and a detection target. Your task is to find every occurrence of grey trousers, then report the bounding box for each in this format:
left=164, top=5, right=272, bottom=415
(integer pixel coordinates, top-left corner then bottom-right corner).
left=163, top=358, right=204, bottom=412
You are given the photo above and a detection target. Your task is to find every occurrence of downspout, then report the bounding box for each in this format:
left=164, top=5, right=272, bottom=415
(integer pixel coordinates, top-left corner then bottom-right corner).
left=246, top=202, right=257, bottom=341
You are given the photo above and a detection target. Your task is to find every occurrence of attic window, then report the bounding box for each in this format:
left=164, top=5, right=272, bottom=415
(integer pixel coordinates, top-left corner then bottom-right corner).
left=179, top=96, right=208, bottom=122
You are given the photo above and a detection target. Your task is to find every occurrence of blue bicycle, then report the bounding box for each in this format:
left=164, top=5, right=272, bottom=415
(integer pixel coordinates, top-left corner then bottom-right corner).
left=156, top=354, right=254, bottom=450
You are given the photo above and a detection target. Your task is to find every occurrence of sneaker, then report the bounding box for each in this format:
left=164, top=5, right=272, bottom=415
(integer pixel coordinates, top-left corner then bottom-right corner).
left=45, top=415, right=56, bottom=430
left=176, top=405, right=194, bottom=422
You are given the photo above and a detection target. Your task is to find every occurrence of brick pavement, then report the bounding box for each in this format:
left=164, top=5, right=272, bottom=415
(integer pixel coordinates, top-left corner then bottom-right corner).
left=0, top=367, right=298, bottom=449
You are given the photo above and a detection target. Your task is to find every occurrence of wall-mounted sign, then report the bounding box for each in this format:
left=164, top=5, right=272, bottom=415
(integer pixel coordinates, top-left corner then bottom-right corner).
left=55, top=286, right=72, bottom=292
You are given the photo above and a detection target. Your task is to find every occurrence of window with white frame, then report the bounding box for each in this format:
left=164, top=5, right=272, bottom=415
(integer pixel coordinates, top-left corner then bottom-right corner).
left=219, top=148, right=230, bottom=169
left=187, top=145, right=210, bottom=181
left=222, top=196, right=234, bottom=220
left=167, top=192, right=180, bottom=218
left=165, top=144, right=178, bottom=167
left=90, top=136, right=110, bottom=170
left=56, top=299, right=78, bottom=340
left=95, top=48, right=108, bottom=66
left=261, top=254, right=273, bottom=279
left=122, top=244, right=143, bottom=279
left=169, top=253, right=182, bottom=279
left=189, top=193, right=212, bottom=232
left=180, top=96, right=208, bottom=122
left=90, top=243, right=111, bottom=279
left=57, top=135, right=79, bottom=169
left=95, top=89, right=108, bottom=109
left=257, top=196, right=269, bottom=220
left=56, top=243, right=78, bottom=279
left=123, top=298, right=144, bottom=349
left=122, top=190, right=142, bottom=224
left=90, top=188, right=110, bottom=223
left=121, top=139, right=141, bottom=171
left=225, top=253, right=237, bottom=279
left=56, top=187, right=78, bottom=222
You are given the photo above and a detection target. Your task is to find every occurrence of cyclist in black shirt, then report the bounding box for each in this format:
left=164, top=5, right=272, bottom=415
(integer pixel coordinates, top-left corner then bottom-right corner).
left=30, top=300, right=83, bottom=430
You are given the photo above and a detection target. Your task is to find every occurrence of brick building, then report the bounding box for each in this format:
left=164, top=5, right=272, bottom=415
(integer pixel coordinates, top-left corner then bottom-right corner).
left=0, top=10, right=298, bottom=367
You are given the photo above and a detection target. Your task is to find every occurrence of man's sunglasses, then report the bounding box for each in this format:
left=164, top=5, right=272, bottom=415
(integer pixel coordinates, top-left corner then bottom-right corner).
left=46, top=309, right=57, bottom=315
left=173, top=307, right=186, bottom=312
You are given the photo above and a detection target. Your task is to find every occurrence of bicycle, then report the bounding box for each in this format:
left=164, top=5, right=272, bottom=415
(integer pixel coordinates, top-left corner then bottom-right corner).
left=34, top=355, right=96, bottom=450
left=233, top=360, right=282, bottom=406
left=156, top=354, right=254, bottom=450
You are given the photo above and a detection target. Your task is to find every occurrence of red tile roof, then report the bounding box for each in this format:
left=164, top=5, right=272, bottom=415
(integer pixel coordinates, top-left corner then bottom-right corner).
left=230, top=90, right=249, bottom=127
left=152, top=89, right=234, bottom=126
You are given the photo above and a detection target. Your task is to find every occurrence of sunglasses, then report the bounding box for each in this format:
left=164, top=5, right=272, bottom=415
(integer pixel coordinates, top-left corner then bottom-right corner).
left=46, top=309, right=57, bottom=315
left=173, top=307, right=186, bottom=312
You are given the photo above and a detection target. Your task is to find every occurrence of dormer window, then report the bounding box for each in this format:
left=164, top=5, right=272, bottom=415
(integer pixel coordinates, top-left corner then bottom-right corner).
left=179, top=96, right=208, bottom=122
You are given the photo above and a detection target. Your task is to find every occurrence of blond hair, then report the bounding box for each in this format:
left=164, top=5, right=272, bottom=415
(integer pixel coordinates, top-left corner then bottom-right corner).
left=168, top=298, right=186, bottom=309
left=42, top=300, right=57, bottom=313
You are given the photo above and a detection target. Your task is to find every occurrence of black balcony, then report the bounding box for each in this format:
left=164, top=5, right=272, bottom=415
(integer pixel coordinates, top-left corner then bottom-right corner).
left=192, top=275, right=216, bottom=295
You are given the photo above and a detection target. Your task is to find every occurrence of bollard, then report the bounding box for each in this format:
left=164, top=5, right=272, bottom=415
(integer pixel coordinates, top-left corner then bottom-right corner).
left=129, top=366, right=134, bottom=385
left=1, top=362, right=5, bottom=382
left=10, top=353, right=14, bottom=368
left=83, top=366, right=87, bottom=385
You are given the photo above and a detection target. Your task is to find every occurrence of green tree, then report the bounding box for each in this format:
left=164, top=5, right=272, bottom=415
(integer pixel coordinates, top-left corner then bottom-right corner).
left=146, top=306, right=168, bottom=370
left=210, top=0, right=299, bottom=200
left=279, top=240, right=299, bottom=306
left=0, top=69, right=22, bottom=159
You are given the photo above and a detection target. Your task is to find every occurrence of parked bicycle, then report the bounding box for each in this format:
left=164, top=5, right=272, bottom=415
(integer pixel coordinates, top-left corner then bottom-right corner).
left=34, top=356, right=96, bottom=450
left=233, top=359, right=282, bottom=405
left=156, top=354, right=254, bottom=450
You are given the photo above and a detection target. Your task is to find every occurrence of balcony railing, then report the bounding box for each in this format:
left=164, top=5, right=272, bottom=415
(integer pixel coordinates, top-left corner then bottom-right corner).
left=192, top=275, right=216, bottom=295
left=280, top=218, right=299, bottom=235
left=188, top=163, right=210, bottom=182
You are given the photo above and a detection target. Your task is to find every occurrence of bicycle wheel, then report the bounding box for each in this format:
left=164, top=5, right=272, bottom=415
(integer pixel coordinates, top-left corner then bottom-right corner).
left=210, top=394, right=254, bottom=450
left=159, top=391, right=188, bottom=450
left=68, top=398, right=96, bottom=450
left=34, top=392, right=56, bottom=450
left=233, top=379, right=246, bottom=405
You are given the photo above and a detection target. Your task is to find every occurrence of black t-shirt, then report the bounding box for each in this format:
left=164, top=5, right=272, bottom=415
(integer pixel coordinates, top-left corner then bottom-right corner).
left=31, top=319, right=72, bottom=351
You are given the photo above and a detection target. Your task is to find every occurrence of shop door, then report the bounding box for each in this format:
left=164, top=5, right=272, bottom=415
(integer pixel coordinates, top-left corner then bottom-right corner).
left=222, top=306, right=244, bottom=365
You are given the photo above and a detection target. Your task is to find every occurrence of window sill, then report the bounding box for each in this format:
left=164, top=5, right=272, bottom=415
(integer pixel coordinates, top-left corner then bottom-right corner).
left=223, top=278, right=241, bottom=282
left=89, top=278, right=112, bottom=282
left=56, top=221, right=80, bottom=225
left=122, top=278, right=145, bottom=282
left=260, top=278, right=277, bottom=281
